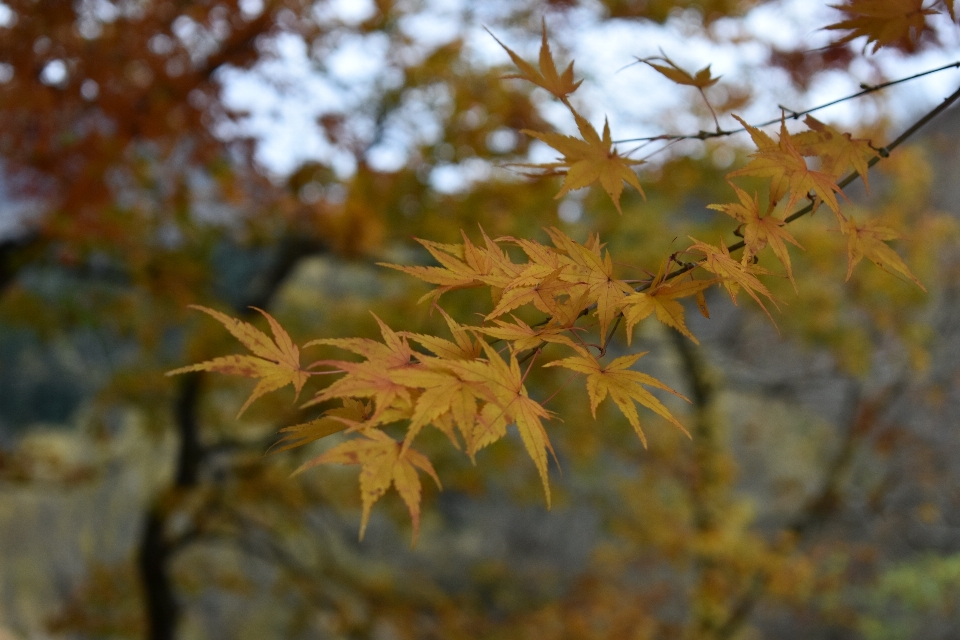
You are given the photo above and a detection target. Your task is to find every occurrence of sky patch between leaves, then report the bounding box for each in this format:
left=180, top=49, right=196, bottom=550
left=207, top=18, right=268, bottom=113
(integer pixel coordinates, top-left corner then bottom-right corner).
left=217, top=0, right=960, bottom=183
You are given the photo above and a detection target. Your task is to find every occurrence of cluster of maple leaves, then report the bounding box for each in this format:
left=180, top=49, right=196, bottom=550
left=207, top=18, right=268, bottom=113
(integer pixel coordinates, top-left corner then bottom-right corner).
left=170, top=3, right=935, bottom=542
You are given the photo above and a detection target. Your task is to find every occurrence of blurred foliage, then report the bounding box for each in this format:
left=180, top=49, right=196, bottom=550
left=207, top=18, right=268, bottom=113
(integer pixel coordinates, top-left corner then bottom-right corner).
left=0, top=1, right=958, bottom=640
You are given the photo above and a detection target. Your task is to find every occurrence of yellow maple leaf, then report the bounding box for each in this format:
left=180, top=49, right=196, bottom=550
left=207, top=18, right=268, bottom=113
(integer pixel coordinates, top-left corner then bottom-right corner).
left=303, top=313, right=418, bottom=419
left=619, top=263, right=716, bottom=344
left=476, top=316, right=580, bottom=352
left=388, top=359, right=483, bottom=454
left=442, top=343, right=556, bottom=506
left=542, top=227, right=635, bottom=338
left=687, top=237, right=779, bottom=323
left=486, top=266, right=568, bottom=319
left=728, top=115, right=846, bottom=216
left=641, top=55, right=721, bottom=90
left=545, top=351, right=689, bottom=448
left=522, top=110, right=645, bottom=214
left=167, top=305, right=309, bottom=418
left=402, top=307, right=481, bottom=361
left=379, top=229, right=519, bottom=302
left=489, top=20, right=582, bottom=101
left=269, top=399, right=368, bottom=454
left=791, top=116, right=878, bottom=189
left=841, top=216, right=926, bottom=290
left=825, top=0, right=937, bottom=53
left=640, top=53, right=722, bottom=129
left=295, top=429, right=440, bottom=543
left=708, top=183, right=804, bottom=289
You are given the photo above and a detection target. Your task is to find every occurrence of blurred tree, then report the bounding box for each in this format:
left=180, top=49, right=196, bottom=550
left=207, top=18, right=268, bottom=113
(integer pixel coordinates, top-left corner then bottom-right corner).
left=1, top=1, right=959, bottom=640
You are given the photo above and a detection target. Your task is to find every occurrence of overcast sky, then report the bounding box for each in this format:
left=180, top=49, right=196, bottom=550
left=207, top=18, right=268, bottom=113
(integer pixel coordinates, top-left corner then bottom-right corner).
left=218, top=0, right=960, bottom=188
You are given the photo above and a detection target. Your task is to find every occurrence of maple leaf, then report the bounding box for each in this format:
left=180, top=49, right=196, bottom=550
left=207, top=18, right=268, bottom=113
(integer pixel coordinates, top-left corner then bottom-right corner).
left=489, top=20, right=582, bottom=101
left=402, top=307, right=481, bottom=361
left=270, top=399, right=368, bottom=454
left=489, top=234, right=592, bottom=320
left=708, top=183, right=804, bottom=289
left=727, top=116, right=846, bottom=216
left=791, top=116, right=878, bottom=189
left=487, top=266, right=568, bottom=320
left=641, top=55, right=721, bottom=89
left=825, top=0, right=936, bottom=53
left=841, top=216, right=926, bottom=290
left=388, top=360, right=482, bottom=453
left=545, top=352, right=689, bottom=447
left=543, top=227, right=635, bottom=338
left=303, top=313, right=417, bottom=419
left=167, top=305, right=309, bottom=418
left=295, top=430, right=440, bottom=543
left=476, top=316, right=580, bottom=352
left=687, top=237, right=779, bottom=323
left=522, top=110, right=645, bottom=214
left=442, top=343, right=556, bottom=506
left=379, top=230, right=518, bottom=303
left=619, top=264, right=716, bottom=344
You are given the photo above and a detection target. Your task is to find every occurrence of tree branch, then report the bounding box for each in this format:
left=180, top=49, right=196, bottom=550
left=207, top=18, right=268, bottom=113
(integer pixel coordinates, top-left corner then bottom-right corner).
left=614, top=61, right=960, bottom=144
left=713, top=379, right=909, bottom=639
left=137, top=233, right=327, bottom=640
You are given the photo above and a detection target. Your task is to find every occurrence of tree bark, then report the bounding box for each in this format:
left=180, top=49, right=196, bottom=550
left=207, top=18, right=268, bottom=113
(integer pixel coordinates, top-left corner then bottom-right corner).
left=0, top=233, right=42, bottom=294
left=136, top=236, right=325, bottom=640
left=137, top=372, right=202, bottom=640
left=670, top=329, right=729, bottom=640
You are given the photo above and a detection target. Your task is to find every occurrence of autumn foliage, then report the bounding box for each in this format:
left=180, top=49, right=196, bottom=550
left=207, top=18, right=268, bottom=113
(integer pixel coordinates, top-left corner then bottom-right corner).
left=170, top=5, right=939, bottom=544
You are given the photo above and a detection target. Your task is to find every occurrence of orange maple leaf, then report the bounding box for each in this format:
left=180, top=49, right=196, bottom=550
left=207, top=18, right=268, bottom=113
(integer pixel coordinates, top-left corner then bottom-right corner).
left=825, top=0, right=937, bottom=53
left=489, top=20, right=582, bottom=101
left=167, top=305, right=309, bottom=418
left=295, top=430, right=440, bottom=543
left=841, top=216, right=926, bottom=290
left=708, top=183, right=804, bottom=289
left=522, top=110, right=645, bottom=214
left=728, top=116, right=846, bottom=216
left=545, top=351, right=689, bottom=448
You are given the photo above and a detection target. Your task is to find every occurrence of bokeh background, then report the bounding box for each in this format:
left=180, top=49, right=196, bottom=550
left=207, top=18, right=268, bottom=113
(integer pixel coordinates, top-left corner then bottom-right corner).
left=1, top=1, right=960, bottom=638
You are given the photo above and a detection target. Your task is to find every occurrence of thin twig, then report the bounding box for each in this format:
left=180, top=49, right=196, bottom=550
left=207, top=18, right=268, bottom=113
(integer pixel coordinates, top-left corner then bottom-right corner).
left=519, top=81, right=960, bottom=358
left=614, top=60, right=960, bottom=145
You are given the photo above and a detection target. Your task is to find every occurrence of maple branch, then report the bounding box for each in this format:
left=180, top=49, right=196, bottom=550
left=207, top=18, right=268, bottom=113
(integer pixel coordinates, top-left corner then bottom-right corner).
left=614, top=60, right=960, bottom=144
left=647, top=80, right=960, bottom=288
left=540, top=370, right=581, bottom=407
left=602, top=313, right=623, bottom=351
left=518, top=81, right=960, bottom=402
left=138, top=234, right=328, bottom=640
left=789, top=379, right=906, bottom=535
left=0, top=232, right=42, bottom=295
left=670, top=328, right=730, bottom=636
